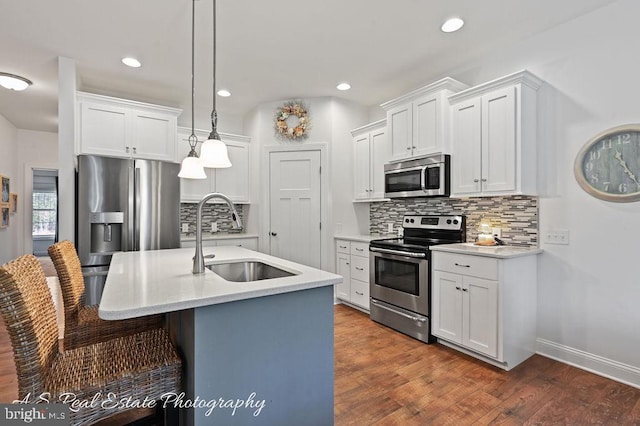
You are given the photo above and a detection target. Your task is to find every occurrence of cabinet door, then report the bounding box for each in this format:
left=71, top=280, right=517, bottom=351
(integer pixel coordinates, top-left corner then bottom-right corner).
left=432, top=271, right=463, bottom=343
left=481, top=86, right=517, bottom=194
left=462, top=276, right=498, bottom=358
left=413, top=94, right=440, bottom=156
left=131, top=110, right=177, bottom=162
left=79, top=102, right=130, bottom=158
left=369, top=127, right=388, bottom=199
left=353, top=133, right=371, bottom=200
left=215, top=141, right=249, bottom=202
left=350, top=279, right=370, bottom=310
left=387, top=104, right=412, bottom=161
left=451, top=98, right=482, bottom=195
left=336, top=253, right=351, bottom=300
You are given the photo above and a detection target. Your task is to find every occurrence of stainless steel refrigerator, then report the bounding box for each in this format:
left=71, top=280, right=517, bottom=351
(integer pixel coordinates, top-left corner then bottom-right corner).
left=76, top=155, right=181, bottom=304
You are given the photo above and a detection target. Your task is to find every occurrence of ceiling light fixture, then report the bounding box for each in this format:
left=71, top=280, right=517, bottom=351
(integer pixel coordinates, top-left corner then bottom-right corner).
left=121, top=57, right=142, bottom=68
left=0, top=72, right=32, bottom=91
left=217, top=89, right=231, bottom=97
left=199, top=0, right=232, bottom=169
left=178, top=0, right=207, bottom=179
left=336, top=83, right=351, bottom=91
left=441, top=17, right=464, bottom=33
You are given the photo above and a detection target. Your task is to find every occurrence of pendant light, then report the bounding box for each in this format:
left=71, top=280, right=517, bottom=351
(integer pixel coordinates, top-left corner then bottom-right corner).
left=178, top=0, right=207, bottom=179
left=199, top=0, right=232, bottom=169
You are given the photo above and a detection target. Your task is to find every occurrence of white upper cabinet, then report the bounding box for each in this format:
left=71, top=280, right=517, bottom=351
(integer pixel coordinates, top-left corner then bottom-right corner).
left=177, top=127, right=251, bottom=203
left=449, top=70, right=543, bottom=197
left=351, top=120, right=389, bottom=201
left=381, top=78, right=469, bottom=161
left=77, top=92, right=181, bottom=162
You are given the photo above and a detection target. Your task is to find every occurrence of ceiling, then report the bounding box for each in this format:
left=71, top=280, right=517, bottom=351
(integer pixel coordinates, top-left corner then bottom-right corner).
left=0, top=0, right=619, bottom=133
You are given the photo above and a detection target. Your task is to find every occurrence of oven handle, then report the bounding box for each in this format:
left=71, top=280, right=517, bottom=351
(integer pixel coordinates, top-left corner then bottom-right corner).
left=371, top=299, right=427, bottom=323
left=369, top=247, right=426, bottom=258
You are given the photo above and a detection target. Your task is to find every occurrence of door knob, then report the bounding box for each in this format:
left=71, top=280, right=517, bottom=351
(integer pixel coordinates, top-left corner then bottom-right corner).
left=270, top=232, right=277, bottom=236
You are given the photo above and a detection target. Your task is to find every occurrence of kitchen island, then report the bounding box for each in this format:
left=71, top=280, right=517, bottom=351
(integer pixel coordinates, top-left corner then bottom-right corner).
left=99, top=247, right=341, bottom=426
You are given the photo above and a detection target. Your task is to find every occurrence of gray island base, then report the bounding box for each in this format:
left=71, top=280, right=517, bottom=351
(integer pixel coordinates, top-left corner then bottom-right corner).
left=98, top=247, right=341, bottom=426
left=168, top=285, right=334, bottom=425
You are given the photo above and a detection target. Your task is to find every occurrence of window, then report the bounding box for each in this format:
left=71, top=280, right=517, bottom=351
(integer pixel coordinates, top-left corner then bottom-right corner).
left=32, top=192, right=57, bottom=236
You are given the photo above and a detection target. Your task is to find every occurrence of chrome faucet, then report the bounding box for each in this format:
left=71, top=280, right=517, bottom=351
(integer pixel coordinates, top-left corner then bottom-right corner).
left=192, top=192, right=243, bottom=274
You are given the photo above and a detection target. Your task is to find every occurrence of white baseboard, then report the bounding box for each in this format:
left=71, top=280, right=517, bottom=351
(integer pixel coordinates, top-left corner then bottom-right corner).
left=536, top=338, right=640, bottom=389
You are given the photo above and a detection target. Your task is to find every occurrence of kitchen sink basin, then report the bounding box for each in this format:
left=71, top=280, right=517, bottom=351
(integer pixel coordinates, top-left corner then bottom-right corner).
left=206, top=261, right=296, bottom=282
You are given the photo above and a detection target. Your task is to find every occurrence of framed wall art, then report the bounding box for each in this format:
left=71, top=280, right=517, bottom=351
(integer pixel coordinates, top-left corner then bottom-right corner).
left=1, top=175, right=9, bottom=204
left=9, top=193, right=17, bottom=214
left=1, top=206, right=9, bottom=228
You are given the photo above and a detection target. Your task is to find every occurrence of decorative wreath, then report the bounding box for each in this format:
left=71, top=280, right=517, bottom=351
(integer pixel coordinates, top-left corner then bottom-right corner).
left=274, top=100, right=311, bottom=141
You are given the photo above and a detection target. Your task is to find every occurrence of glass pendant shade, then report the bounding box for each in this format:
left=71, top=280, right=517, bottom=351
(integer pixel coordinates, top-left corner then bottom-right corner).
left=178, top=149, right=207, bottom=179
left=200, top=137, right=231, bottom=168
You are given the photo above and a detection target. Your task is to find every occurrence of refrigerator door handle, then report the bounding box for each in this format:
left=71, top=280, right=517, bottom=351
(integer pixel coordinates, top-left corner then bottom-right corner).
left=134, top=166, right=141, bottom=252
left=126, top=165, right=135, bottom=252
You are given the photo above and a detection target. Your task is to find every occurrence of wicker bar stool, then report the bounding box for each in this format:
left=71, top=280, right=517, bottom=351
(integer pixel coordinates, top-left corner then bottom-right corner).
left=0, top=254, right=182, bottom=425
left=48, top=240, right=164, bottom=350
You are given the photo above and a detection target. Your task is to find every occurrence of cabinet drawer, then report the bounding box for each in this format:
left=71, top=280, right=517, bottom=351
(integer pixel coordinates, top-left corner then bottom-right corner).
left=350, top=279, right=370, bottom=309
left=350, top=255, right=369, bottom=282
left=433, top=252, right=498, bottom=280
left=336, top=240, right=351, bottom=254
left=350, top=242, right=369, bottom=257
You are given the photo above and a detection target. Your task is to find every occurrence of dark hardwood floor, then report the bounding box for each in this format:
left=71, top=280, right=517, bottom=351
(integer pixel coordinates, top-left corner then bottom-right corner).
left=1, top=305, right=638, bottom=425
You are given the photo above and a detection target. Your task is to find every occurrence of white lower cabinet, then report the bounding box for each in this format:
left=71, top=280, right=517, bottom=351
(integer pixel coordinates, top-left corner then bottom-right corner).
left=335, top=239, right=370, bottom=311
left=432, top=250, right=537, bottom=370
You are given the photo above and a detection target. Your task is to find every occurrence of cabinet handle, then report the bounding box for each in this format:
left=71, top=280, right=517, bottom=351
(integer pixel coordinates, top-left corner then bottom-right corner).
left=462, top=288, right=469, bottom=292
left=473, top=179, right=479, bottom=183
left=369, top=188, right=373, bottom=192
left=455, top=286, right=461, bottom=291
left=481, top=178, right=487, bottom=182
left=125, top=146, right=130, bottom=153
left=355, top=267, right=364, bottom=271
left=406, top=147, right=412, bottom=151
left=133, top=147, right=137, bottom=154
left=339, top=245, right=347, bottom=249
left=355, top=248, right=364, bottom=252
left=346, top=262, right=349, bottom=265
left=355, top=291, right=364, bottom=296
left=270, top=232, right=277, bottom=236
left=454, top=263, right=471, bottom=268
left=412, top=146, right=416, bottom=149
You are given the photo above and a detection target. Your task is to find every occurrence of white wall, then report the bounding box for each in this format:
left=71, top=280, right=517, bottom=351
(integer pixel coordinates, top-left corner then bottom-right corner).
left=0, top=114, right=18, bottom=264
left=422, top=0, right=640, bottom=386
left=16, top=130, right=58, bottom=256
left=243, top=97, right=368, bottom=264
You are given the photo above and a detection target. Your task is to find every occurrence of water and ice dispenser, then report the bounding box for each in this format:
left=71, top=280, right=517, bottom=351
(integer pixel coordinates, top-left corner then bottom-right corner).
left=89, top=212, right=123, bottom=254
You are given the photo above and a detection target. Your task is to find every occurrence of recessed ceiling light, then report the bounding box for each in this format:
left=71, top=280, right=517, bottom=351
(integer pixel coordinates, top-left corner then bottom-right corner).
left=122, top=57, right=142, bottom=68
left=336, top=82, right=351, bottom=91
left=0, top=72, right=32, bottom=91
left=217, top=89, right=231, bottom=97
left=441, top=17, right=464, bottom=33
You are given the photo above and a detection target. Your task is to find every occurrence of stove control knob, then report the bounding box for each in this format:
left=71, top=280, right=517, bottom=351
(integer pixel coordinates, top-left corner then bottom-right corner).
left=405, top=218, right=410, bottom=223
left=410, top=218, right=415, bottom=223
left=446, top=219, right=452, bottom=224
left=453, top=219, right=459, bottom=225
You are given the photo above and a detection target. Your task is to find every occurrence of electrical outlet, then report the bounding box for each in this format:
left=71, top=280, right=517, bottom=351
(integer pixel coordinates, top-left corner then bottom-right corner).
left=544, top=229, right=569, bottom=245
left=211, top=222, right=218, bottom=233
left=387, top=223, right=394, bottom=233
left=492, top=228, right=502, bottom=238
left=181, top=223, right=189, bottom=233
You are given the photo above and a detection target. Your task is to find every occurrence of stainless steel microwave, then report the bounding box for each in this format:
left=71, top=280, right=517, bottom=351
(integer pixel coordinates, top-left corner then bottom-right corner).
left=384, top=153, right=450, bottom=198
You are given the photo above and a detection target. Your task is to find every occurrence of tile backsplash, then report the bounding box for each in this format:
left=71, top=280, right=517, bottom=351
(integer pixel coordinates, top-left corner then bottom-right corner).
left=180, top=203, right=245, bottom=236
left=370, top=196, right=538, bottom=247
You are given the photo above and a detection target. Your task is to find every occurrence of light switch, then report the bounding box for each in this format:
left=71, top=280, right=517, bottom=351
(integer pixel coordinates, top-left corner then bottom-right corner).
left=211, top=222, right=218, bottom=233
left=181, top=223, right=189, bottom=233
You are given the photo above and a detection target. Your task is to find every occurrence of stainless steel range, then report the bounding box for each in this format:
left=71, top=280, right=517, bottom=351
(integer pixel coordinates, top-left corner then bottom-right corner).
left=369, top=215, right=465, bottom=343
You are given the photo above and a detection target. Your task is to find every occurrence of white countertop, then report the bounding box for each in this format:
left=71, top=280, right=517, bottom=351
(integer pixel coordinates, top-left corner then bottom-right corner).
left=334, top=234, right=394, bottom=243
left=180, top=233, right=259, bottom=242
left=430, top=243, right=542, bottom=259
left=99, top=247, right=342, bottom=320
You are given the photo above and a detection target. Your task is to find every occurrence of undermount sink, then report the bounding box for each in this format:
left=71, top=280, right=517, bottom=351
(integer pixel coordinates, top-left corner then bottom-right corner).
left=206, top=260, right=297, bottom=282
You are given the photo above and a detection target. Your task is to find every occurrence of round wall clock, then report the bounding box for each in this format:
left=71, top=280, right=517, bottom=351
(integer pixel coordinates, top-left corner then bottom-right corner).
left=574, top=124, right=640, bottom=202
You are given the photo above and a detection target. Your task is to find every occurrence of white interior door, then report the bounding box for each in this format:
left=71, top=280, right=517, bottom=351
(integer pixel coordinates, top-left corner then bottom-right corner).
left=269, top=150, right=321, bottom=268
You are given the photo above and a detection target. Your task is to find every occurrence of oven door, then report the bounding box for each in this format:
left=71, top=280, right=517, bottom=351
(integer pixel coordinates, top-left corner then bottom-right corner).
left=369, top=248, right=429, bottom=315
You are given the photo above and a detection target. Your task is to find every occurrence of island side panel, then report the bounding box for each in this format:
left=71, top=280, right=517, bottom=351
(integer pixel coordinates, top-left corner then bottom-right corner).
left=175, top=285, right=334, bottom=425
